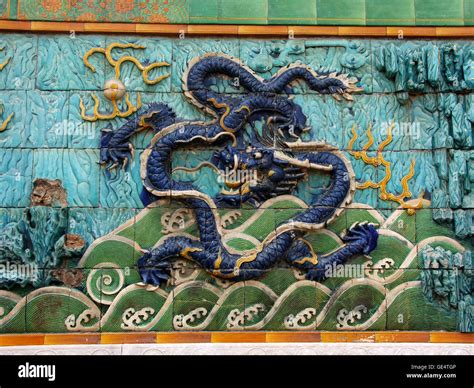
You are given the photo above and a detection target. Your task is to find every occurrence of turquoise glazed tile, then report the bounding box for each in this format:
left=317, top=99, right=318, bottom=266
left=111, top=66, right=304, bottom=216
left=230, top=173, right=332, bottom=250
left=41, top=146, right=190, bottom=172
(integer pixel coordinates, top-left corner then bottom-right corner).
left=0, top=148, right=32, bottom=207
left=316, top=0, right=366, bottom=26
left=0, top=34, right=36, bottom=90
left=294, top=94, right=345, bottom=145
left=371, top=40, right=448, bottom=94
left=0, top=207, right=24, bottom=229
left=268, top=0, right=317, bottom=25
left=415, top=0, right=464, bottom=26
left=0, top=90, right=27, bottom=148
left=32, top=149, right=100, bottom=207
left=68, top=208, right=137, bottom=246
left=437, top=41, right=474, bottom=93
left=99, top=148, right=144, bottom=209
left=366, top=0, right=415, bottom=26
left=37, top=35, right=106, bottom=91
left=172, top=148, right=225, bottom=199
left=341, top=94, right=412, bottom=151
left=304, top=39, right=372, bottom=93
left=24, top=91, right=69, bottom=148
left=219, top=0, right=268, bottom=25
left=371, top=40, right=405, bottom=93
left=189, top=0, right=218, bottom=23
left=67, top=91, right=119, bottom=149
left=239, top=39, right=309, bottom=94
left=410, top=94, right=439, bottom=150
left=61, top=149, right=99, bottom=208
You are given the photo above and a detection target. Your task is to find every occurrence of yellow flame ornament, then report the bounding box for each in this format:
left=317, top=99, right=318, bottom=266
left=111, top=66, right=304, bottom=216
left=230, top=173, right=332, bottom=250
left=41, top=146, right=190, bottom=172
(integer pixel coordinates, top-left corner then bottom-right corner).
left=348, top=123, right=424, bottom=215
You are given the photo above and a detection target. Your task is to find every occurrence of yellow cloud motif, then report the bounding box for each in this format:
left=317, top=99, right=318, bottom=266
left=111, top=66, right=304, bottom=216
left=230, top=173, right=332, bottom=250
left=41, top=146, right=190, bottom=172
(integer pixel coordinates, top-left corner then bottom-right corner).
left=80, top=42, right=170, bottom=121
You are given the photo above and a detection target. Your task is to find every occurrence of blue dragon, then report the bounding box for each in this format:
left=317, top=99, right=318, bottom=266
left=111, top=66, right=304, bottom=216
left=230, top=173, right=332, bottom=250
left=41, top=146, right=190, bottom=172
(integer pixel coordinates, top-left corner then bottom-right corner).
left=99, top=54, right=379, bottom=286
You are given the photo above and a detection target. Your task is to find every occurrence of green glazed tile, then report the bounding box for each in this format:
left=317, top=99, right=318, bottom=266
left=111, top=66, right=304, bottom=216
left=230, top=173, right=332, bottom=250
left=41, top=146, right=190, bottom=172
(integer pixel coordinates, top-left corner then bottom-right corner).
left=219, top=0, right=268, bottom=25
left=268, top=0, right=317, bottom=25
left=0, top=0, right=9, bottom=19
left=366, top=0, right=415, bottom=26
left=465, top=0, right=474, bottom=26
left=189, top=0, right=218, bottom=24
left=385, top=273, right=458, bottom=331
left=7, top=0, right=17, bottom=19
left=415, top=0, right=464, bottom=26
left=317, top=0, right=366, bottom=25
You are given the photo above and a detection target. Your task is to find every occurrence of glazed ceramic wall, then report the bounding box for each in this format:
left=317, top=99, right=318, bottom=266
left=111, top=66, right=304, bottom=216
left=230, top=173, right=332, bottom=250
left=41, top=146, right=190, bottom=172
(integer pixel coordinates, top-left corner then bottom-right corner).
left=0, top=0, right=473, bottom=26
left=0, top=34, right=472, bottom=333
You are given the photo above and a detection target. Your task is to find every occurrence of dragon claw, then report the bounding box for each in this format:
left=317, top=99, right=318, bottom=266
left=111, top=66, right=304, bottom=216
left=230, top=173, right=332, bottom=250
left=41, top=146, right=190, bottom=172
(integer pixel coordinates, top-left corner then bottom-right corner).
left=343, top=221, right=379, bottom=254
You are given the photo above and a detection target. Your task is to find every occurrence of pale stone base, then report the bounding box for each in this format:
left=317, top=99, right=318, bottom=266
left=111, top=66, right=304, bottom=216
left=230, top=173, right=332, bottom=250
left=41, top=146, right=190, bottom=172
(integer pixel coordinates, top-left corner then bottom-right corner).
left=0, top=343, right=472, bottom=355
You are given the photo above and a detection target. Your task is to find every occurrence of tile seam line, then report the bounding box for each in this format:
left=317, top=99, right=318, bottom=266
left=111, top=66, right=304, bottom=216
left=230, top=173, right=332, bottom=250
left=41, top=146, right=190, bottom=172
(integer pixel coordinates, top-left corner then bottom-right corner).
left=0, top=23, right=473, bottom=36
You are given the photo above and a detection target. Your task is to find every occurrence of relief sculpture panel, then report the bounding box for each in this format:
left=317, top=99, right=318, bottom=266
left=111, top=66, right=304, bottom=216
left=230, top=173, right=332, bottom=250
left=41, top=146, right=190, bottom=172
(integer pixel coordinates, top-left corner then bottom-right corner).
left=0, top=36, right=472, bottom=333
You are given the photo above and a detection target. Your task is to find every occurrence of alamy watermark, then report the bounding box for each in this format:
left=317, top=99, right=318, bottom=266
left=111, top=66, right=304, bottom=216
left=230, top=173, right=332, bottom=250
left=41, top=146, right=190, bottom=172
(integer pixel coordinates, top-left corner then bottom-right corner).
left=18, top=362, right=56, bottom=382
left=380, top=121, right=421, bottom=141
left=324, top=262, right=365, bottom=279
left=52, top=120, right=96, bottom=140
left=0, top=262, right=39, bottom=283
left=216, top=167, right=258, bottom=186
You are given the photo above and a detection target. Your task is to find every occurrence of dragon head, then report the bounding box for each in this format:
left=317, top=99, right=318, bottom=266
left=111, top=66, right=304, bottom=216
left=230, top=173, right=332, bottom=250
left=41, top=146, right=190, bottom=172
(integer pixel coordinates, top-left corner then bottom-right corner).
left=255, top=97, right=311, bottom=145
left=212, top=145, right=274, bottom=173
left=276, top=102, right=309, bottom=140
left=212, top=144, right=302, bottom=207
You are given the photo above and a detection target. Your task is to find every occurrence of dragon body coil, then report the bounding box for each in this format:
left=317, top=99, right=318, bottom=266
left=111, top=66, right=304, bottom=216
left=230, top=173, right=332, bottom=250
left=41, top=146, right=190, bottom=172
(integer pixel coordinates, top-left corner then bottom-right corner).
left=99, top=54, right=379, bottom=286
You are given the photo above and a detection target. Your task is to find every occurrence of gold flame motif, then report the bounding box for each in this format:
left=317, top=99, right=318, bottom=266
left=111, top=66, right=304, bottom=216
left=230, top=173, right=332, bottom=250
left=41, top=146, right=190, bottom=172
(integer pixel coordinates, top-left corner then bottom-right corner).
left=83, top=42, right=170, bottom=85
left=0, top=111, right=13, bottom=132
left=348, top=123, right=424, bottom=215
left=80, top=42, right=170, bottom=121
left=79, top=93, right=142, bottom=122
left=0, top=59, right=9, bottom=71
